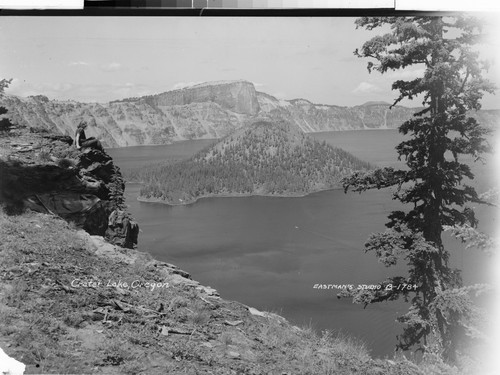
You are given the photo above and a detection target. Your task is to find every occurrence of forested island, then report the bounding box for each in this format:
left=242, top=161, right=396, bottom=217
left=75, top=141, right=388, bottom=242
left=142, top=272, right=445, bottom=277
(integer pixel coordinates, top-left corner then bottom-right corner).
left=137, top=120, right=373, bottom=205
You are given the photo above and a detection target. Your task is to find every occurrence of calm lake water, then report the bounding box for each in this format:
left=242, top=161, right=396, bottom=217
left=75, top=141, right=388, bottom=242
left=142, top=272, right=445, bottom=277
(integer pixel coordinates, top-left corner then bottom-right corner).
left=108, top=129, right=497, bottom=358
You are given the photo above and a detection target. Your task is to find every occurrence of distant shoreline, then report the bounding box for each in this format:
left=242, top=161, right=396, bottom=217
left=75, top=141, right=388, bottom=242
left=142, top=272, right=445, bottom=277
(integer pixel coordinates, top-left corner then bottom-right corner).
left=106, top=138, right=218, bottom=150
left=107, top=130, right=401, bottom=150
left=137, top=187, right=342, bottom=206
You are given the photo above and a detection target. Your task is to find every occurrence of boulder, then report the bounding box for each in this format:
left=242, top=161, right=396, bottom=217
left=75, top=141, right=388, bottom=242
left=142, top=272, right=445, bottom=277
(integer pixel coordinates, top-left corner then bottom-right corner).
left=105, top=209, right=139, bottom=249
left=81, top=160, right=115, bottom=182
left=41, top=134, right=74, bottom=146
left=77, top=148, right=112, bottom=168
left=78, top=174, right=104, bottom=193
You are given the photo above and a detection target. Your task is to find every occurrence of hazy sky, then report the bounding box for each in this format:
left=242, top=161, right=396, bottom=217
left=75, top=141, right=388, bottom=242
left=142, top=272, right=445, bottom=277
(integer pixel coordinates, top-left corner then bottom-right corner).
left=1, top=16, right=499, bottom=108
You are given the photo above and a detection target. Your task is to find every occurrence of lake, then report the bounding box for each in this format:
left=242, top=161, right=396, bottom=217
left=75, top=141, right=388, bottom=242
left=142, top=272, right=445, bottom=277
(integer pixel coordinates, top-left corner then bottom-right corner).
left=108, top=129, right=497, bottom=358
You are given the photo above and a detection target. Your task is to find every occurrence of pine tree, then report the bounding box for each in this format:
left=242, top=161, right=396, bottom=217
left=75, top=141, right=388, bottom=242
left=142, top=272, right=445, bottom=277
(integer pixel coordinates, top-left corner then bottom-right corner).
left=342, top=16, right=495, bottom=363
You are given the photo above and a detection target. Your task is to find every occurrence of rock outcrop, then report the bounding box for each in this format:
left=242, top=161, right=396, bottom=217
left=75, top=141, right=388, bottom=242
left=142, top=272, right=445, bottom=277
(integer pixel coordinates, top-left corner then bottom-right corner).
left=1, top=81, right=498, bottom=147
left=0, top=131, right=138, bottom=248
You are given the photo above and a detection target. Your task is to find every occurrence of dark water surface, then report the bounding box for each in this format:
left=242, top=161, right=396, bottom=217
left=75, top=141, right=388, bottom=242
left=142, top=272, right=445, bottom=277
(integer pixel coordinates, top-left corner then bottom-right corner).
left=108, top=129, right=496, bottom=358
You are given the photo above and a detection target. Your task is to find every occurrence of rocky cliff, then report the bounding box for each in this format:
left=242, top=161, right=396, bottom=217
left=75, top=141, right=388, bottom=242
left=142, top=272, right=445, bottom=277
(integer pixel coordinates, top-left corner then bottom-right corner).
left=0, top=129, right=138, bottom=248
left=259, top=95, right=418, bottom=132
left=1, top=81, right=498, bottom=147
left=136, top=80, right=260, bottom=115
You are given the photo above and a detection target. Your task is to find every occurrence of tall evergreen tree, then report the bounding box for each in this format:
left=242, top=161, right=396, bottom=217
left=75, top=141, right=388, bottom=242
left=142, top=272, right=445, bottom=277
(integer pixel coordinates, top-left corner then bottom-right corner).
left=342, top=16, right=495, bottom=363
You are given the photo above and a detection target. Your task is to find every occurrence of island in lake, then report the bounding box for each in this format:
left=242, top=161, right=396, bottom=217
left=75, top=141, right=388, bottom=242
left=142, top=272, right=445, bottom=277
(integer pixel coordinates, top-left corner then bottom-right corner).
left=137, top=120, right=373, bottom=205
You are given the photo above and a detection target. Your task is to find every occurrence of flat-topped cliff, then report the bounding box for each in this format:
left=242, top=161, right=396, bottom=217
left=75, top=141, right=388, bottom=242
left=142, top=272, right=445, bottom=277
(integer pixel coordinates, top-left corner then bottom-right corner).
left=135, top=80, right=261, bottom=115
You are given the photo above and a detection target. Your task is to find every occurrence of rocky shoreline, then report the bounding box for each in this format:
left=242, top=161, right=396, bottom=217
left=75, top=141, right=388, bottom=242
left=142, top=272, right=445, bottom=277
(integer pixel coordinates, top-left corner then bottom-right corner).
left=136, top=187, right=341, bottom=206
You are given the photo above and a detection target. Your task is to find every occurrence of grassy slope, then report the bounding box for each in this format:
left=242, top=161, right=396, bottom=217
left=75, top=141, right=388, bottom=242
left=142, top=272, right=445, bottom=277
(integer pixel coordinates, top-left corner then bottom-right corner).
left=0, top=208, right=432, bottom=375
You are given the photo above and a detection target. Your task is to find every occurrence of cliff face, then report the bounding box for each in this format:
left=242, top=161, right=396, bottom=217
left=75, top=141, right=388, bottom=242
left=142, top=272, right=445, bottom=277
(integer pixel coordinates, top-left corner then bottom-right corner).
left=1, top=81, right=259, bottom=147
left=260, top=96, right=417, bottom=132
left=141, top=80, right=260, bottom=115
left=0, top=130, right=138, bottom=248
left=1, top=81, right=498, bottom=147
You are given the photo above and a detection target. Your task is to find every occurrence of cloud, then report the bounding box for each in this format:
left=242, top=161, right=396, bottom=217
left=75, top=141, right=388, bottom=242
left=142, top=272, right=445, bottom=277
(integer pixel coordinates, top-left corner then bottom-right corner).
left=386, top=67, right=426, bottom=80
left=68, top=61, right=90, bottom=67
left=100, top=62, right=123, bottom=72
left=352, top=82, right=382, bottom=94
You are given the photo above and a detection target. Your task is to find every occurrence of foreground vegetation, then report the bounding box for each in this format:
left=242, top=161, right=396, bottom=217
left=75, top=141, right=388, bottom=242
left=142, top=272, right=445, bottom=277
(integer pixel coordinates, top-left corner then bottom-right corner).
left=138, top=121, right=373, bottom=204
left=0, top=208, right=457, bottom=374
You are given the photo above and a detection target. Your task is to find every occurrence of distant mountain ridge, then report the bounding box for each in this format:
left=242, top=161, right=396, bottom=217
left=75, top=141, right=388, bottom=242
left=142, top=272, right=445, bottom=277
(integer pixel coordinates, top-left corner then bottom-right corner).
left=2, top=80, right=498, bottom=147
left=138, top=120, right=373, bottom=205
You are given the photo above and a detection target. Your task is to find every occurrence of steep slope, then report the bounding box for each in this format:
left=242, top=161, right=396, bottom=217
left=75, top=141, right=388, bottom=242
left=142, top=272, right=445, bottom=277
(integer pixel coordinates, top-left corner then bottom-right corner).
left=1, top=95, right=250, bottom=148
left=0, top=208, right=436, bottom=375
left=1, top=81, right=259, bottom=147
left=138, top=120, right=373, bottom=205
left=2, top=81, right=498, bottom=147
left=257, top=93, right=499, bottom=132
left=259, top=95, right=417, bottom=132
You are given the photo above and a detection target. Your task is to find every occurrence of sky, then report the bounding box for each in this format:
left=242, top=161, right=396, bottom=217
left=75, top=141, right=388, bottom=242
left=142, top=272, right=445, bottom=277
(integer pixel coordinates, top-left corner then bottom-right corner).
left=1, top=16, right=499, bottom=108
